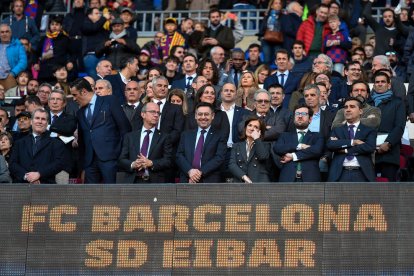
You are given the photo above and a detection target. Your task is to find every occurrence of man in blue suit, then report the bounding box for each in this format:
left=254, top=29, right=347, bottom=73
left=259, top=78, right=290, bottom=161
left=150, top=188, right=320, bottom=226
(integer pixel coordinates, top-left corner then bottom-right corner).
left=70, top=78, right=131, bottom=183
left=176, top=102, right=227, bottom=183
left=263, top=49, right=301, bottom=108
left=274, top=103, right=324, bottom=182
left=170, top=53, right=198, bottom=92
left=327, top=97, right=377, bottom=182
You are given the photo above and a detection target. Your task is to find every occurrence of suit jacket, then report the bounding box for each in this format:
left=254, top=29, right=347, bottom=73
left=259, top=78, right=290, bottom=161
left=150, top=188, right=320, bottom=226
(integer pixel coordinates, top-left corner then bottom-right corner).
left=176, top=128, right=227, bottom=183
left=229, top=140, right=272, bottom=182
left=9, top=132, right=68, bottom=183
left=274, top=130, right=324, bottom=182
left=327, top=123, right=377, bottom=182
left=104, top=73, right=138, bottom=105
left=185, top=109, right=230, bottom=140
left=118, top=129, right=173, bottom=183
left=77, top=95, right=131, bottom=168
left=231, top=106, right=251, bottom=144
left=225, top=69, right=242, bottom=87
left=122, top=103, right=142, bottom=131
left=134, top=101, right=184, bottom=146
left=49, top=111, right=77, bottom=137
left=263, top=71, right=301, bottom=108
left=239, top=111, right=286, bottom=142
left=170, top=75, right=196, bottom=90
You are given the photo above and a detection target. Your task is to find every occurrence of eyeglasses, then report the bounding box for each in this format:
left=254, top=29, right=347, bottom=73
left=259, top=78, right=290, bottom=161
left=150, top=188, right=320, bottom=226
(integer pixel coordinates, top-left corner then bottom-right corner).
left=38, top=90, right=51, bottom=95
left=295, top=112, right=309, bottom=117
left=385, top=51, right=396, bottom=56
left=255, top=99, right=270, bottom=104
left=196, top=112, right=212, bottom=117
left=145, top=110, right=161, bottom=115
left=313, top=61, right=325, bottom=65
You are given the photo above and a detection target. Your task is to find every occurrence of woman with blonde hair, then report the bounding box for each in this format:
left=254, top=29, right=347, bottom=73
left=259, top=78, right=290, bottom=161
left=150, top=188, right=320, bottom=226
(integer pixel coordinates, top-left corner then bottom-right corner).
left=254, top=64, right=270, bottom=86
left=236, top=70, right=259, bottom=110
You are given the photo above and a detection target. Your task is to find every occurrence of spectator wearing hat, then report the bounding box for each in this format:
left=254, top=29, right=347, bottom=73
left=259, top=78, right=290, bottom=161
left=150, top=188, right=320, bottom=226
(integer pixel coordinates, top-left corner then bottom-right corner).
left=11, top=111, right=32, bottom=142
left=137, top=49, right=152, bottom=81
left=120, top=7, right=137, bottom=41
left=96, top=17, right=140, bottom=71
left=160, top=17, right=186, bottom=60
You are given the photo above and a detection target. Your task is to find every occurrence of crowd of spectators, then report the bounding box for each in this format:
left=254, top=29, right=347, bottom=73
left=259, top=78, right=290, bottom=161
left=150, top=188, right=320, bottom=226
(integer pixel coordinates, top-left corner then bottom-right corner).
left=0, top=0, right=413, bottom=184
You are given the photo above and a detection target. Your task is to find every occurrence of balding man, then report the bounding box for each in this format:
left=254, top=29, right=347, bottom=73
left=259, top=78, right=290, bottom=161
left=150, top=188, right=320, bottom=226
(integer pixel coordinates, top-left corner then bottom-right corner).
left=95, top=60, right=113, bottom=80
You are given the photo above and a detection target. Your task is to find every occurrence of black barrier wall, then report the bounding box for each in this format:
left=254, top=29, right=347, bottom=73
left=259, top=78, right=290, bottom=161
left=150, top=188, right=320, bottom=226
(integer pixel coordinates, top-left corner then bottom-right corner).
left=1, top=183, right=414, bottom=275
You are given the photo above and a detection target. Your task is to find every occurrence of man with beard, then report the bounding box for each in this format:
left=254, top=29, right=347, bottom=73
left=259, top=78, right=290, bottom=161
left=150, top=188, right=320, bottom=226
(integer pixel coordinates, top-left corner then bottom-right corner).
left=27, top=79, right=39, bottom=95
left=363, top=3, right=409, bottom=56
left=367, top=72, right=405, bottom=181
left=274, top=103, right=324, bottom=182
left=200, top=8, right=235, bottom=58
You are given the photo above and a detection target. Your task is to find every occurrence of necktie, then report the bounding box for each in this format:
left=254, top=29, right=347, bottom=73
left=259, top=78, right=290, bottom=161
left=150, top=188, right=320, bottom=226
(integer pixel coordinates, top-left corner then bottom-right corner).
left=86, top=103, right=93, bottom=124
left=51, top=115, right=58, bottom=124
left=32, top=135, right=40, bottom=156
left=192, top=129, right=206, bottom=170
left=157, top=101, right=162, bottom=106
left=185, top=76, right=193, bottom=90
left=297, top=131, right=305, bottom=173
left=140, top=130, right=152, bottom=157
left=346, top=125, right=355, bottom=160
left=128, top=104, right=135, bottom=109
left=280, top=73, right=285, bottom=87
left=234, top=71, right=239, bottom=85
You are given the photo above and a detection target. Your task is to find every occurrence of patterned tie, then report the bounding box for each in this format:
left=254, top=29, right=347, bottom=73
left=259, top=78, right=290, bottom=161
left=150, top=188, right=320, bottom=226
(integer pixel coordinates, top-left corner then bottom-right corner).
left=346, top=125, right=355, bottom=160
left=297, top=131, right=305, bottom=173
left=185, top=76, right=193, bottom=90
left=192, top=129, right=206, bottom=170
left=280, top=73, right=285, bottom=87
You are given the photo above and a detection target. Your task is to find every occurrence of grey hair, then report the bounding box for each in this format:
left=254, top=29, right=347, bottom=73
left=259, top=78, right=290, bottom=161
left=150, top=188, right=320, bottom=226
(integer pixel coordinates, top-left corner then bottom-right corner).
left=317, top=54, right=333, bottom=73
left=373, top=55, right=390, bottom=69
left=210, top=46, right=224, bottom=56
left=303, top=84, right=321, bottom=96
left=254, top=88, right=271, bottom=101
left=286, top=1, right=299, bottom=13
left=49, top=89, right=67, bottom=103
left=96, top=79, right=112, bottom=91
left=151, top=75, right=169, bottom=87
left=32, top=108, right=49, bottom=121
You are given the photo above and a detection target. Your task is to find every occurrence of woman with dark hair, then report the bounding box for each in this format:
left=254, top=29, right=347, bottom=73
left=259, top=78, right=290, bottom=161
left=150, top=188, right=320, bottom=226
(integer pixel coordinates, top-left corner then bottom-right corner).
left=35, top=15, right=74, bottom=83
left=168, top=89, right=189, bottom=115
left=0, top=132, right=13, bottom=164
left=184, top=84, right=230, bottom=138
left=196, top=58, right=220, bottom=91
left=5, top=71, right=29, bottom=98
left=147, top=67, right=163, bottom=81
left=229, top=117, right=272, bottom=183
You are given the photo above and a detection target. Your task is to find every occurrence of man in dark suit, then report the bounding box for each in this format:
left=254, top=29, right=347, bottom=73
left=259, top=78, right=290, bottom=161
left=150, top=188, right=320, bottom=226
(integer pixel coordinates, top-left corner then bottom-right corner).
left=327, top=97, right=377, bottom=182
left=9, top=109, right=67, bottom=183
left=368, top=72, right=405, bottom=181
left=94, top=60, right=113, bottom=80
left=70, top=78, right=131, bottom=183
left=263, top=49, right=301, bottom=108
left=176, top=102, right=227, bottom=183
left=170, top=53, right=197, bottom=92
left=303, top=83, right=336, bottom=179
left=239, top=89, right=286, bottom=142
left=104, top=56, right=139, bottom=104
left=48, top=90, right=77, bottom=180
left=119, top=102, right=173, bottom=183
left=274, top=103, right=324, bottom=182
left=121, top=80, right=143, bottom=131
left=268, top=84, right=293, bottom=129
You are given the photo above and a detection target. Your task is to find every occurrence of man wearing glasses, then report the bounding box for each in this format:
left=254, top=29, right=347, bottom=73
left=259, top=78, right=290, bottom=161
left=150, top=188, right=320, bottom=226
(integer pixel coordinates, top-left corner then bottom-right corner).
left=274, top=103, right=324, bottom=182
left=119, top=102, right=173, bottom=183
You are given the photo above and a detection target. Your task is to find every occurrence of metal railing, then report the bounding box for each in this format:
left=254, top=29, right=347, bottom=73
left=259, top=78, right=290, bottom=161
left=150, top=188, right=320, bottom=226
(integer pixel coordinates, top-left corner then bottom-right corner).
left=1, top=7, right=386, bottom=37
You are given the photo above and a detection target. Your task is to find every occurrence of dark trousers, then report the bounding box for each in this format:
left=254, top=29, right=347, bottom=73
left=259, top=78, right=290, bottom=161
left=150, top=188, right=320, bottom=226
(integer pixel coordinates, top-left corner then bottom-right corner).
left=84, top=154, right=117, bottom=184
left=339, top=168, right=368, bottom=182
left=376, top=163, right=399, bottom=182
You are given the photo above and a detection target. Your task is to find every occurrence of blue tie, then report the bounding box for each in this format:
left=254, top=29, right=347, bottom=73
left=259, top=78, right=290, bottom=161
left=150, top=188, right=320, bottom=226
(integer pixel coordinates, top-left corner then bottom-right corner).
left=86, top=104, right=92, bottom=124
left=346, top=125, right=355, bottom=160
left=234, top=71, right=239, bottom=85
left=280, top=73, right=285, bottom=87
